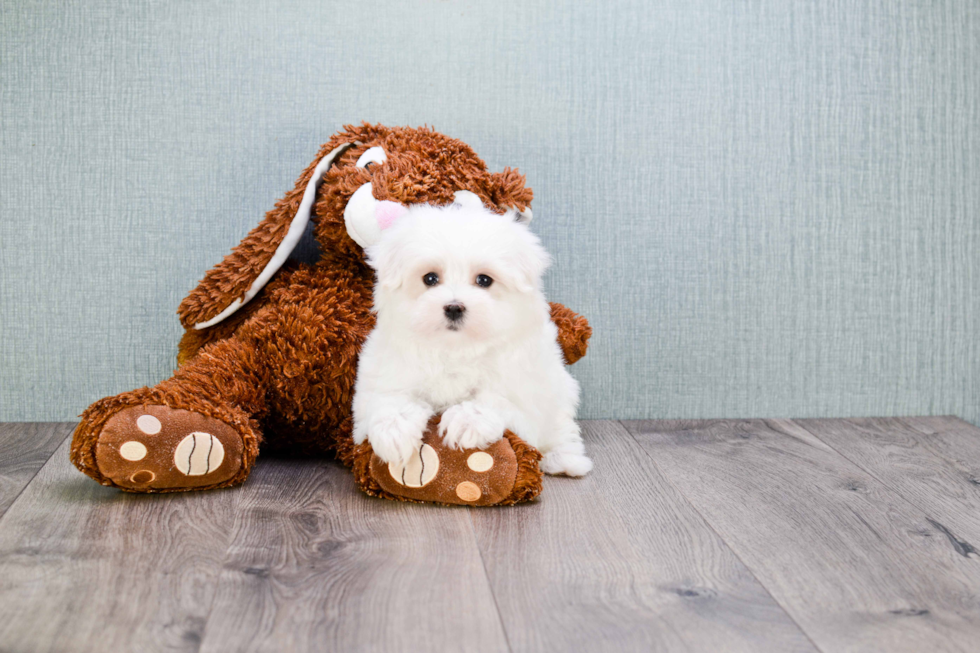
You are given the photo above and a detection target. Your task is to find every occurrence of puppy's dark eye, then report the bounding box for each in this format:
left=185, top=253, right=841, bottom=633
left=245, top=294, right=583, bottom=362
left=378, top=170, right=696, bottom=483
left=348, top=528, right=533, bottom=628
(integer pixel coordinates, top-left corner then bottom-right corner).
left=363, top=161, right=375, bottom=170
left=475, top=274, right=493, bottom=288
left=423, top=272, right=440, bottom=287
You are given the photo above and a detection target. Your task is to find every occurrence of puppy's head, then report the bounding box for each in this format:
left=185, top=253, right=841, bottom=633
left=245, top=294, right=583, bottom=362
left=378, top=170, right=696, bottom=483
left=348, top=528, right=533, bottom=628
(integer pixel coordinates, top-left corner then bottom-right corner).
left=366, top=204, right=551, bottom=345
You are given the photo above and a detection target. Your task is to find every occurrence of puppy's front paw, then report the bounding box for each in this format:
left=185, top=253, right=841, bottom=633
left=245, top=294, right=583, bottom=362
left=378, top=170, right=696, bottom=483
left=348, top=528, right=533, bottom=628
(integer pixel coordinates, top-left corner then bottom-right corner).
left=367, top=405, right=430, bottom=466
left=439, top=402, right=505, bottom=451
left=541, top=451, right=593, bottom=477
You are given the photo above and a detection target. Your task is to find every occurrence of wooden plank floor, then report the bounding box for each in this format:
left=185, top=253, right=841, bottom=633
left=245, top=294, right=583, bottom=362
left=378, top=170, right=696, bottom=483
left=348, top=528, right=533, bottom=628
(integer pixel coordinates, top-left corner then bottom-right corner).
left=1, top=418, right=979, bottom=652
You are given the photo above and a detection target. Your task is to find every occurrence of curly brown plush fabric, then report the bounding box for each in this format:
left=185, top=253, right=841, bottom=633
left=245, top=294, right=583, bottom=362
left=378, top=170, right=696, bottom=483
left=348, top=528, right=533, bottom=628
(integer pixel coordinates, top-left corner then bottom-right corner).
left=70, top=124, right=590, bottom=503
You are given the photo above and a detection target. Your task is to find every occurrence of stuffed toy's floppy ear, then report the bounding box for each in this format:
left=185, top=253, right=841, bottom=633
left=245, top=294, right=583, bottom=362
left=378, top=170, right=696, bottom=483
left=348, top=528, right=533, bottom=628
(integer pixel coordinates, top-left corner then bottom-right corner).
left=178, top=141, right=355, bottom=330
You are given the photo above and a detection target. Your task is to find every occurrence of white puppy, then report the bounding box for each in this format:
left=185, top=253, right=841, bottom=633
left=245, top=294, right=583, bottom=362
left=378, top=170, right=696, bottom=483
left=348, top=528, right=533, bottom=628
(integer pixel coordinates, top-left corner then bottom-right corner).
left=352, top=203, right=592, bottom=477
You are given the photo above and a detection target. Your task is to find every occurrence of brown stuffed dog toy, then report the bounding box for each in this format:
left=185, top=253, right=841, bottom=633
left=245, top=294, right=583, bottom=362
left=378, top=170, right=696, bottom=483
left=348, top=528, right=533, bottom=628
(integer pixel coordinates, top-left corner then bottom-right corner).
left=70, top=124, right=591, bottom=506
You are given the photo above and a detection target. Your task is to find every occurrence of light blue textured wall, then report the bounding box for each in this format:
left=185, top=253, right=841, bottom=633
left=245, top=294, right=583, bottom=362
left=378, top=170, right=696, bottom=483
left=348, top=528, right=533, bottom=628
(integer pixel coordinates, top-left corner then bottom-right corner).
left=2, top=0, right=979, bottom=424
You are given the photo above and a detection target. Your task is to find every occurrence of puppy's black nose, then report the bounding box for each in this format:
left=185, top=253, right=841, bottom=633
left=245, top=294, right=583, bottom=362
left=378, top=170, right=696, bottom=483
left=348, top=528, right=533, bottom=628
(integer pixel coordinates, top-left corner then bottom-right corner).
left=444, top=303, right=465, bottom=322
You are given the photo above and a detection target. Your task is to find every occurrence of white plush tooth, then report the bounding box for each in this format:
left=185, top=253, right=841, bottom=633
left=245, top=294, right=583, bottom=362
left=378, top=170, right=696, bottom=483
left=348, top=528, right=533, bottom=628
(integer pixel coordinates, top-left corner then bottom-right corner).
left=452, top=190, right=484, bottom=209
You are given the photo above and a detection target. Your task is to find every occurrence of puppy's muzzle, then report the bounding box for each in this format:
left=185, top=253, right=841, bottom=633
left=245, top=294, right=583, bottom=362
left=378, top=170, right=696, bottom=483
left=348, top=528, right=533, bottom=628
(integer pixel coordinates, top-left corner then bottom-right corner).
left=443, top=303, right=466, bottom=328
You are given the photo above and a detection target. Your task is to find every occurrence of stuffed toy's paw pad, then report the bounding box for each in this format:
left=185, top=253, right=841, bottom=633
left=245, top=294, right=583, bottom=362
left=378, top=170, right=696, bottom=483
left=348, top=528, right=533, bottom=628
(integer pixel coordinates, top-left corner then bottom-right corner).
left=366, top=421, right=530, bottom=506
left=94, top=405, right=244, bottom=490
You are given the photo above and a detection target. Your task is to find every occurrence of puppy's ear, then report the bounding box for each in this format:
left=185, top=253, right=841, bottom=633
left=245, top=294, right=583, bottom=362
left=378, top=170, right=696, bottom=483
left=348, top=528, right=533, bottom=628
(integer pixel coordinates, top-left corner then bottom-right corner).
left=364, top=221, right=411, bottom=290
left=178, top=138, right=357, bottom=330
left=508, top=230, right=552, bottom=293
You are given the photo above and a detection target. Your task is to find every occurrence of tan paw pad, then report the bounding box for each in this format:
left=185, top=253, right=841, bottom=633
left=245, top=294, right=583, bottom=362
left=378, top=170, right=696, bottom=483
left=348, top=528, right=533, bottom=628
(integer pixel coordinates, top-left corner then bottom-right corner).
left=466, top=451, right=494, bottom=472
left=387, top=443, right=439, bottom=488
left=136, top=414, right=161, bottom=434
left=130, top=470, right=155, bottom=484
left=119, top=441, right=147, bottom=461
left=455, top=481, right=482, bottom=502
left=174, top=432, right=225, bottom=476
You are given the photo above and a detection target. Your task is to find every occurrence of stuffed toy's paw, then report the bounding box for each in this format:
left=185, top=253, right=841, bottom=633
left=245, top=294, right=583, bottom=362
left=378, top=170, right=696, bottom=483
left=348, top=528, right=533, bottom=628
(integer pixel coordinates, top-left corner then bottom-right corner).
left=72, top=402, right=253, bottom=492
left=353, top=417, right=543, bottom=506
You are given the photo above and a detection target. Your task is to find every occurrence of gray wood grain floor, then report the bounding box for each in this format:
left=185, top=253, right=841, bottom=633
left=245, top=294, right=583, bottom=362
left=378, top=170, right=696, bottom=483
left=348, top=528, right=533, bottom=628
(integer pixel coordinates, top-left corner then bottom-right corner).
left=1, top=418, right=979, bottom=652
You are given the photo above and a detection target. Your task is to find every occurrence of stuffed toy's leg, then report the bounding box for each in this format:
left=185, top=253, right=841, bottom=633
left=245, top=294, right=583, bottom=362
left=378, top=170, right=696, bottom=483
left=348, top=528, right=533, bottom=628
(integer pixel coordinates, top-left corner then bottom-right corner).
left=71, top=336, right=267, bottom=492
left=350, top=417, right=543, bottom=506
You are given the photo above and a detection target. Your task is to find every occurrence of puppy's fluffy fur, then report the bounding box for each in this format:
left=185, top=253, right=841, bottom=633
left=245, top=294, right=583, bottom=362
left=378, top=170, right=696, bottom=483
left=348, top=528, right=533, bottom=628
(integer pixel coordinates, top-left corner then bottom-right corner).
left=352, top=204, right=592, bottom=477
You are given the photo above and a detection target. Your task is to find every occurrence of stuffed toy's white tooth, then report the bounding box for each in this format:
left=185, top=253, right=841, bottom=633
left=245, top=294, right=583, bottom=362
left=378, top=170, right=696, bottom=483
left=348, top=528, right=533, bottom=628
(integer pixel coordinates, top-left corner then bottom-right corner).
left=344, top=182, right=382, bottom=247
left=504, top=205, right=533, bottom=224
left=455, top=190, right=531, bottom=224
left=452, top=190, right=485, bottom=209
